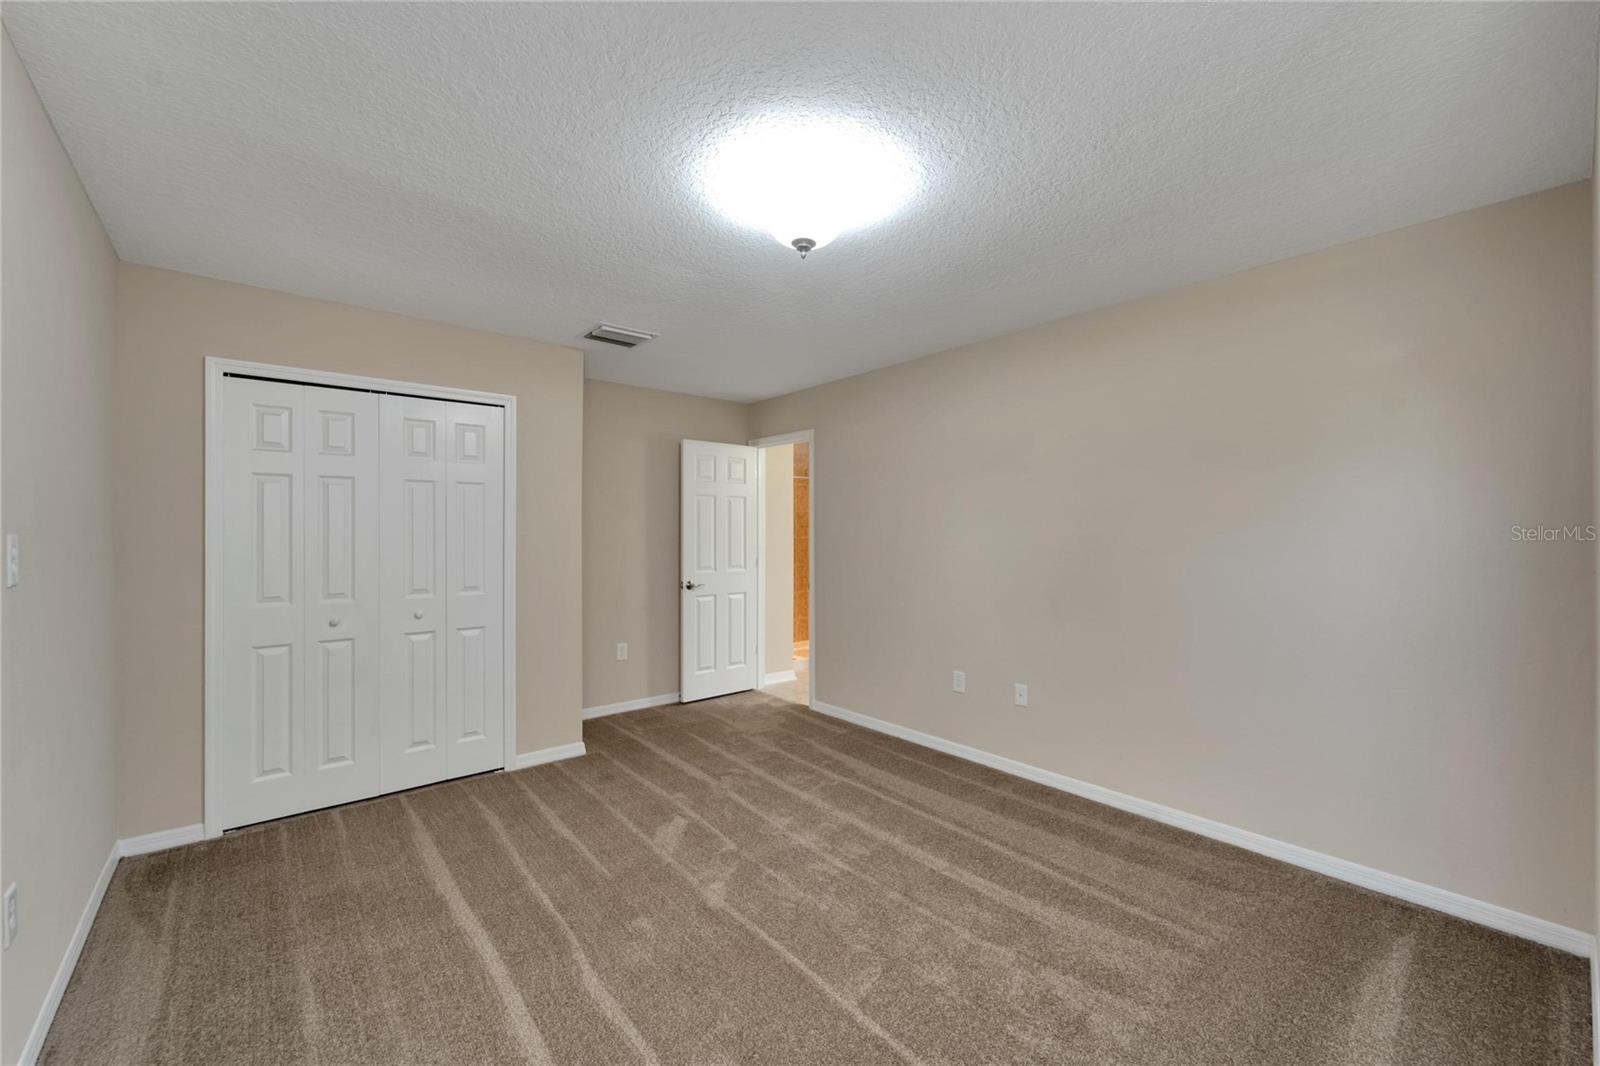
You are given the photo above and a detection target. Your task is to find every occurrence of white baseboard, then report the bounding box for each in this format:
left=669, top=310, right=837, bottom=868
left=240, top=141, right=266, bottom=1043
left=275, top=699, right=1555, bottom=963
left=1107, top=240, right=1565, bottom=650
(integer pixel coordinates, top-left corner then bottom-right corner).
left=582, top=692, right=679, bottom=720
left=761, top=670, right=798, bottom=685
left=811, top=700, right=1596, bottom=959
left=1592, top=954, right=1599, bottom=1066
left=17, top=842, right=119, bottom=1065
left=118, top=823, right=205, bottom=858
left=20, top=821, right=215, bottom=1063
left=513, top=741, right=587, bottom=770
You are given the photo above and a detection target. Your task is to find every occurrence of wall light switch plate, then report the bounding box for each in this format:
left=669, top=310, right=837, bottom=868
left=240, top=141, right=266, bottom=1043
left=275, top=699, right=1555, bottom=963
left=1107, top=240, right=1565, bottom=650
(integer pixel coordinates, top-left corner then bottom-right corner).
left=4, top=533, right=17, bottom=588
left=1013, top=683, right=1029, bottom=707
left=3, top=883, right=17, bottom=949
left=952, top=670, right=966, bottom=694
left=616, top=642, right=628, bottom=661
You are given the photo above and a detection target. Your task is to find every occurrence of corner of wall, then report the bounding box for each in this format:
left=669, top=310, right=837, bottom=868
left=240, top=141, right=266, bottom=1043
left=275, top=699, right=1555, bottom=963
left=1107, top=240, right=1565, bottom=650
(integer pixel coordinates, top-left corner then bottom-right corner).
left=2, top=26, right=122, bottom=1064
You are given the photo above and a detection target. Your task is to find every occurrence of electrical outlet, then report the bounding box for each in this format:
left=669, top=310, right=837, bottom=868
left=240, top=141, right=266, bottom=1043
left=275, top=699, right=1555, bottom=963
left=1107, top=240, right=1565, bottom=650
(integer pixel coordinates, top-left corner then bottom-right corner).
left=616, top=642, right=628, bottom=661
left=1013, top=683, right=1029, bottom=707
left=4, top=533, right=18, bottom=588
left=3, top=883, right=17, bottom=949
left=952, top=670, right=966, bottom=694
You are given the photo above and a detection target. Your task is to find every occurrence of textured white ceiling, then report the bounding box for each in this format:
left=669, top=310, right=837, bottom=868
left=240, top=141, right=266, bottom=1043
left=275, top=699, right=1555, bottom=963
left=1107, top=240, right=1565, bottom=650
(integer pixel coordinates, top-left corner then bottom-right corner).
left=5, top=3, right=1597, bottom=401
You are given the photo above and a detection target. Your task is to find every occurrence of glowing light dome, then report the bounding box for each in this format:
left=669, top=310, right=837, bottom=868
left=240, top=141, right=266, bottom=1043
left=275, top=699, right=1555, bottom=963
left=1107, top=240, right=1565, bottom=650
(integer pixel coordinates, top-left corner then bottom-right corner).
left=699, top=114, right=921, bottom=257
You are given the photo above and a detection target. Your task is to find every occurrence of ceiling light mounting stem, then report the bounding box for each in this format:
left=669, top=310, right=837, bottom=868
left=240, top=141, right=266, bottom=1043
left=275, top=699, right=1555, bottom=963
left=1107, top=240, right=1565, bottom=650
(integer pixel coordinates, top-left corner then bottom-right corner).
left=791, top=237, right=816, bottom=259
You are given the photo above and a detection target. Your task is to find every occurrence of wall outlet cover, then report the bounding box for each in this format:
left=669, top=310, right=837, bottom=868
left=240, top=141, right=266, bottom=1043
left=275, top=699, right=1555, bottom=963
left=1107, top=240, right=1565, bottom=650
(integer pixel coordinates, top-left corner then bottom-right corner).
left=1013, top=682, right=1029, bottom=707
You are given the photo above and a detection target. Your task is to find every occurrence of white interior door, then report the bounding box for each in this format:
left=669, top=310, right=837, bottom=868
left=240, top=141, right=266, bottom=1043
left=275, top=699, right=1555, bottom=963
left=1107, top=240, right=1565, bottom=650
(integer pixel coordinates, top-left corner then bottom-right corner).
left=680, top=439, right=760, bottom=702
left=217, top=378, right=381, bottom=829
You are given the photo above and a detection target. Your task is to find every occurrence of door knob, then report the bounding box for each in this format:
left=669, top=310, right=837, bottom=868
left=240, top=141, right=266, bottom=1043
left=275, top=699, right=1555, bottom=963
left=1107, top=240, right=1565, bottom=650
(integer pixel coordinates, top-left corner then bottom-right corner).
left=328, top=618, right=341, bottom=628
left=413, top=610, right=425, bottom=619
left=683, top=580, right=703, bottom=590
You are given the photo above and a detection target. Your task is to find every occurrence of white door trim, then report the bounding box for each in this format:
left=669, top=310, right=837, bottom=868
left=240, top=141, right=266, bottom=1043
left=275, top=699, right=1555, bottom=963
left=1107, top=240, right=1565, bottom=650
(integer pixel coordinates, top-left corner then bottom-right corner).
left=750, top=430, right=815, bottom=710
left=203, top=357, right=519, bottom=838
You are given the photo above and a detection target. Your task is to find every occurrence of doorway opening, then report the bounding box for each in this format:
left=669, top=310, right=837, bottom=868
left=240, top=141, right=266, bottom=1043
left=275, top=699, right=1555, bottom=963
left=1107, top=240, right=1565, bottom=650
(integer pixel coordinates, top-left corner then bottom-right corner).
left=754, top=433, right=813, bottom=707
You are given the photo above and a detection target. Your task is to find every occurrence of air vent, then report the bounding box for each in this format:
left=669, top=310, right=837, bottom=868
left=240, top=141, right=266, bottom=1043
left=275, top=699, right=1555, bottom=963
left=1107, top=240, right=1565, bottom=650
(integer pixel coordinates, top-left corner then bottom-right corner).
left=584, top=323, right=658, bottom=349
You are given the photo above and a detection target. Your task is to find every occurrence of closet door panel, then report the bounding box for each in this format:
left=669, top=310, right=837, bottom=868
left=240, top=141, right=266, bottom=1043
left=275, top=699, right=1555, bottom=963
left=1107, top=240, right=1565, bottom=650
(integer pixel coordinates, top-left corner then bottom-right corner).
left=303, top=388, right=382, bottom=789
left=446, top=404, right=505, bottom=775
left=380, top=395, right=451, bottom=790
left=218, top=378, right=307, bottom=828
left=218, top=378, right=384, bottom=830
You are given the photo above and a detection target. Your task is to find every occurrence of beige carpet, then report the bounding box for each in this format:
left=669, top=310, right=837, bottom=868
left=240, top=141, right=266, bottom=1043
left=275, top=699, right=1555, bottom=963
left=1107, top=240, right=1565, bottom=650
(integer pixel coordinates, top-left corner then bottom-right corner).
left=42, top=689, right=1591, bottom=1064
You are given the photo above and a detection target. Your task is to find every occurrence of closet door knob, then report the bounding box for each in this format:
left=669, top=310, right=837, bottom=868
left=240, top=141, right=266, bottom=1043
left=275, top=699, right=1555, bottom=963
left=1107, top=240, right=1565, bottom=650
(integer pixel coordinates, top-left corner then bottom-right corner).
left=413, top=610, right=425, bottom=620
left=328, top=618, right=341, bottom=628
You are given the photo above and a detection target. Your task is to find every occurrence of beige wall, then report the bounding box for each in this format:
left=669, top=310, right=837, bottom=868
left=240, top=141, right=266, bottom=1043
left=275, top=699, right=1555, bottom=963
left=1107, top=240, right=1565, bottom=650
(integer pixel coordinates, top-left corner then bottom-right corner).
left=583, top=380, right=749, bottom=708
left=1, top=31, right=120, bottom=1062
left=762, top=443, right=795, bottom=675
left=752, top=182, right=1597, bottom=930
left=113, top=264, right=585, bottom=838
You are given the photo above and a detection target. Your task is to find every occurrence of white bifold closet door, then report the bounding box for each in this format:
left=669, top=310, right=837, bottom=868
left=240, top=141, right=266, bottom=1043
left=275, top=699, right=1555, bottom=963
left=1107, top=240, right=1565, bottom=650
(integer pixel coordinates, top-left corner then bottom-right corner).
left=217, top=376, right=504, bottom=831
left=380, top=395, right=505, bottom=791
left=218, top=378, right=383, bottom=829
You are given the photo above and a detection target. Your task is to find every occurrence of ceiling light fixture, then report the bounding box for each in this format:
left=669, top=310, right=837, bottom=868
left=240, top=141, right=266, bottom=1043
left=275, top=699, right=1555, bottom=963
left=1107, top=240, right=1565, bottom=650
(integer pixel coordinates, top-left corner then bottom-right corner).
left=699, top=114, right=921, bottom=259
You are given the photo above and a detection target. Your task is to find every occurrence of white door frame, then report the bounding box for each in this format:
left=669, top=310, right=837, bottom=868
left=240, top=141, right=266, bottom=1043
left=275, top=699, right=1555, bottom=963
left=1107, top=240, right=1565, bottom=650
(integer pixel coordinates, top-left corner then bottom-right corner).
left=203, top=357, right=519, bottom=838
left=750, top=430, right=815, bottom=709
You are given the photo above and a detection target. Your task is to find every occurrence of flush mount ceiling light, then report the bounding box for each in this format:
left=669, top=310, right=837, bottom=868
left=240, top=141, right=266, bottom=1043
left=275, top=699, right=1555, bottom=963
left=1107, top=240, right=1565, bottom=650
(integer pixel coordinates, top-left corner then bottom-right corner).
left=699, top=114, right=921, bottom=259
